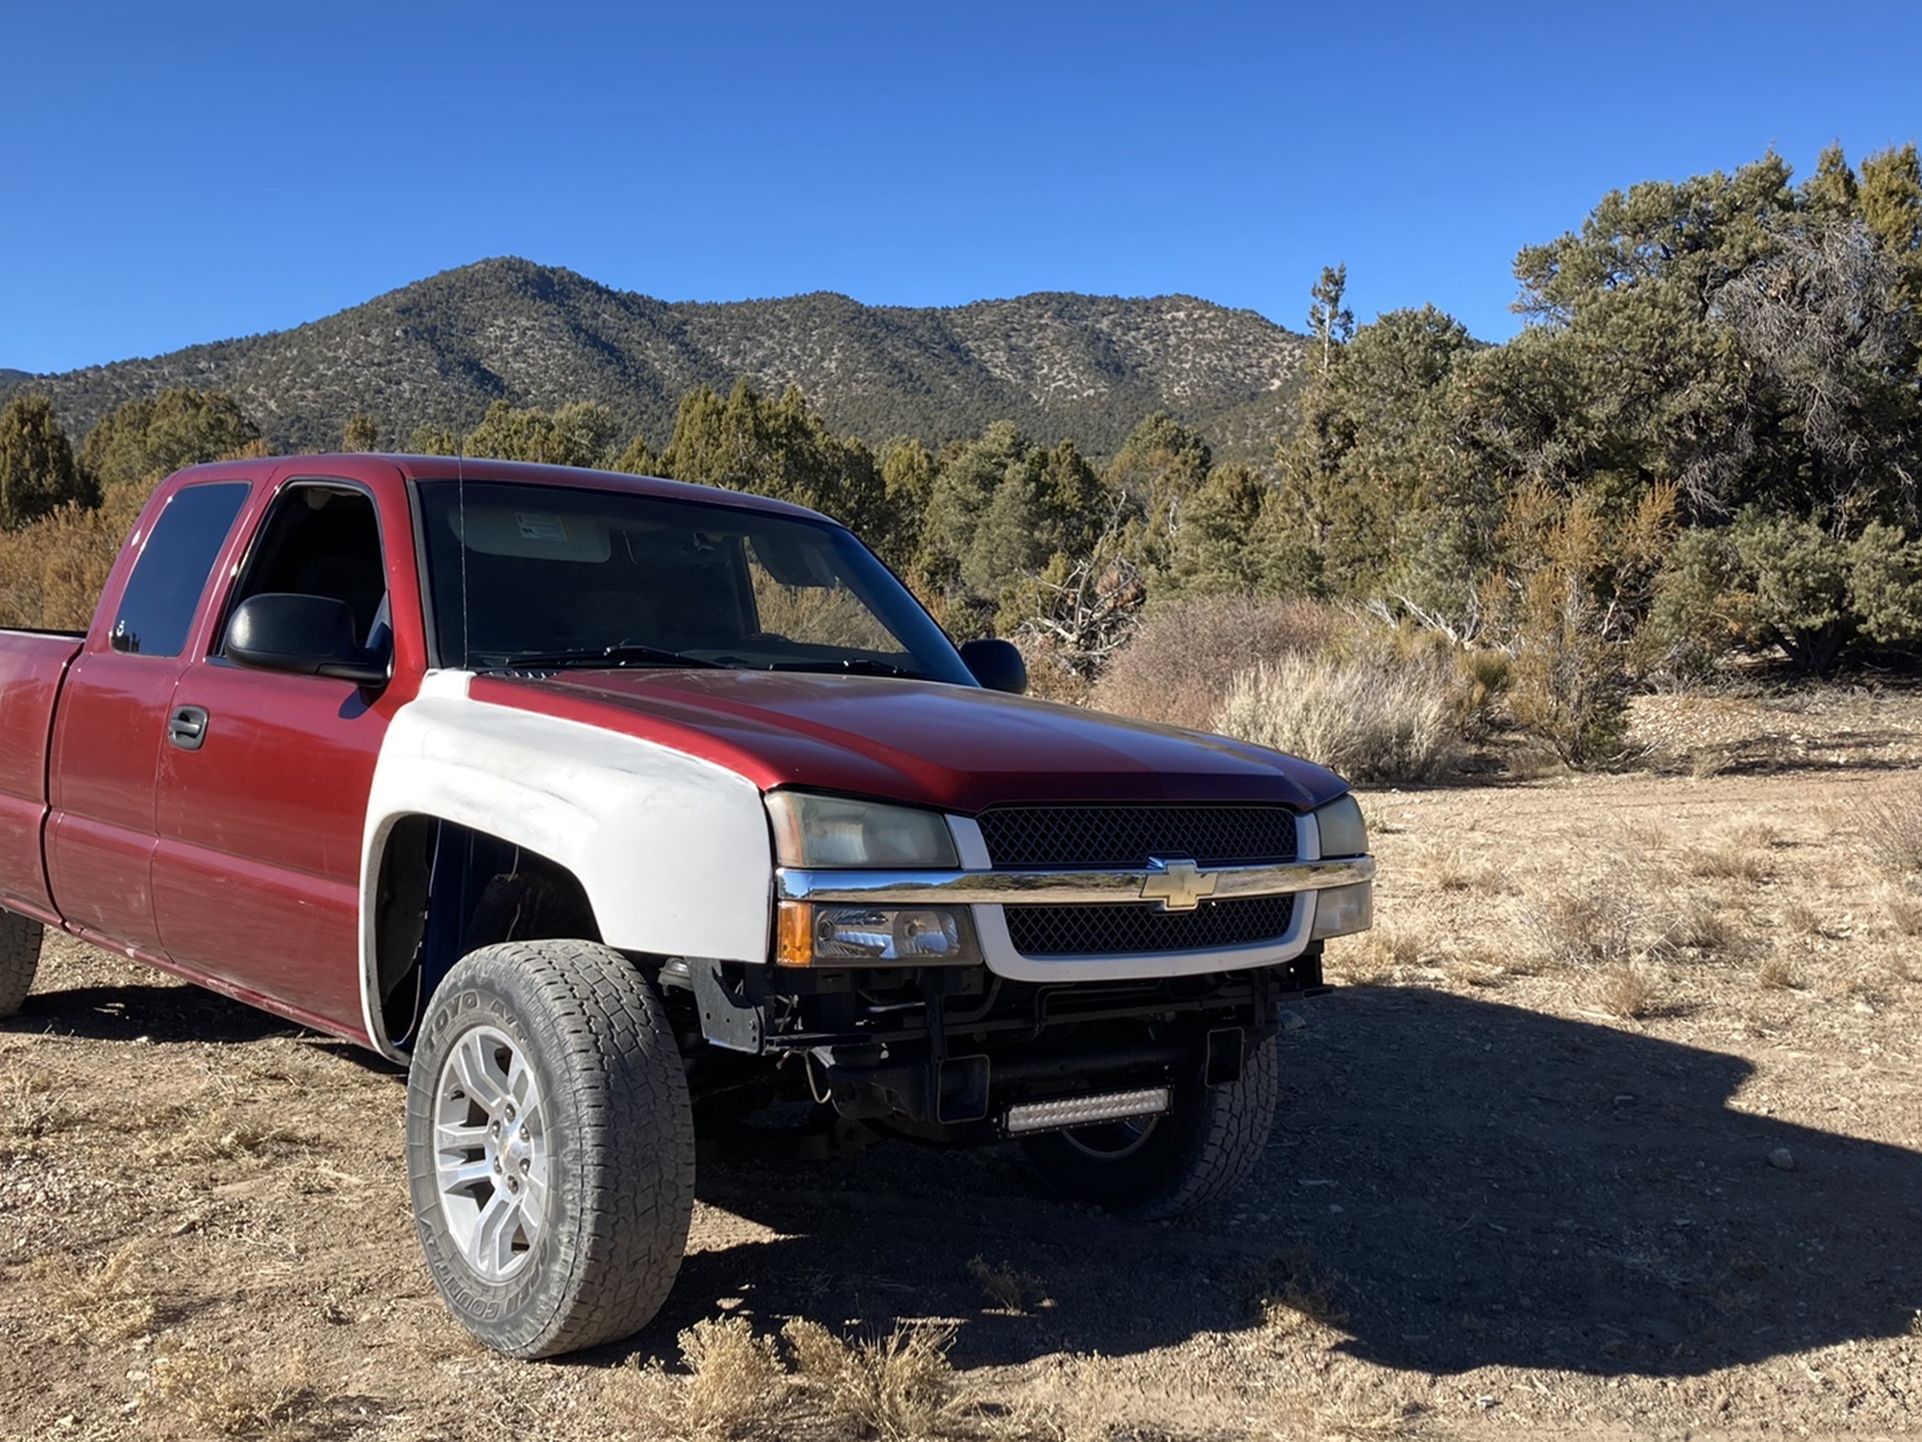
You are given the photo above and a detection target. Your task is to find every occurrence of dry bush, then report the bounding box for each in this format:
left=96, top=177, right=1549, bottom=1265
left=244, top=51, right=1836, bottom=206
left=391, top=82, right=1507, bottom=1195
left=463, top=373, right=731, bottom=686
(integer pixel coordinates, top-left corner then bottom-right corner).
left=1411, top=842, right=1503, bottom=893
left=142, top=1348, right=314, bottom=1439
left=1, top=1064, right=77, bottom=1141
left=38, top=1245, right=159, bottom=1344
left=967, top=1255, right=1039, bottom=1313
left=1594, top=963, right=1660, bottom=1019
left=1757, top=949, right=1801, bottom=991
left=1329, top=925, right=1420, bottom=985
left=1515, top=871, right=1644, bottom=970
left=1091, top=596, right=1341, bottom=730
left=1860, top=785, right=1922, bottom=878
left=1888, top=889, right=1922, bottom=938
left=1781, top=900, right=1830, bottom=938
left=1248, top=1246, right=1348, bottom=1337
left=674, top=1316, right=788, bottom=1439
left=0, top=488, right=146, bottom=631
left=782, top=1318, right=963, bottom=1441
left=1213, top=650, right=1459, bottom=784
left=1688, top=841, right=1772, bottom=884
left=1665, top=894, right=1748, bottom=960
left=1012, top=634, right=1094, bottom=706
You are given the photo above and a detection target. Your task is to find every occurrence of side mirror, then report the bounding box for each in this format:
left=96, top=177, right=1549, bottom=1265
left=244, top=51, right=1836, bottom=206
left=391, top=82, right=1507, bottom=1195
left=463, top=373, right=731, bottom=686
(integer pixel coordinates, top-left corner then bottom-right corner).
left=225, top=593, right=390, bottom=686
left=959, top=637, right=1027, bottom=696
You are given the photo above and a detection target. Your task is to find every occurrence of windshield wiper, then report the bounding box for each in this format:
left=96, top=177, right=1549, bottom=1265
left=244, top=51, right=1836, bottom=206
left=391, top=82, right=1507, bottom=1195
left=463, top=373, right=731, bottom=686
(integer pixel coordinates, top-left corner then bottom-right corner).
left=493, top=644, right=728, bottom=672
left=766, top=657, right=927, bottom=680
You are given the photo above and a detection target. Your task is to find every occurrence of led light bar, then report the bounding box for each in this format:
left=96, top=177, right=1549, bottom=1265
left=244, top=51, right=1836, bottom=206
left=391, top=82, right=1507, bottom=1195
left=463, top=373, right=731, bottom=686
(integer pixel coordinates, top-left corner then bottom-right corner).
left=1003, top=1087, right=1171, bottom=1136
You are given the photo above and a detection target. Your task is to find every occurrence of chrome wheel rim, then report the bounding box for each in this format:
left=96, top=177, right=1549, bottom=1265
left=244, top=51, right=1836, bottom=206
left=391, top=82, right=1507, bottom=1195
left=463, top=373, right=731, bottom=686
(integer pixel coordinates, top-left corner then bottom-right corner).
left=432, top=1025, right=549, bottom=1281
left=1062, top=1115, right=1158, bottom=1160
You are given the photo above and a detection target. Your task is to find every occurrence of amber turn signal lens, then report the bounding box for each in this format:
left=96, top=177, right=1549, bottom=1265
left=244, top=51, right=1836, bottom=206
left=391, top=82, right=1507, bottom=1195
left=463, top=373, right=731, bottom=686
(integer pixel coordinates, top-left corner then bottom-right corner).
left=776, top=901, right=816, bottom=967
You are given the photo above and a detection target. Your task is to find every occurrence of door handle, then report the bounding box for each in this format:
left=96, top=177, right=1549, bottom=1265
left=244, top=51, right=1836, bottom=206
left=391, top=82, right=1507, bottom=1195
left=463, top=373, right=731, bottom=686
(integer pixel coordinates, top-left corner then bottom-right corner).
left=167, top=705, right=210, bottom=752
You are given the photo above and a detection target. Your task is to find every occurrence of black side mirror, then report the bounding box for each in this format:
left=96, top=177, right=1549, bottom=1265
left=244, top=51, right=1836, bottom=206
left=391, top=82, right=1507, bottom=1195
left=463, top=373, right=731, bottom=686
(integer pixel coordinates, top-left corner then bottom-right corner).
left=225, top=593, right=390, bottom=686
left=959, top=637, right=1027, bottom=695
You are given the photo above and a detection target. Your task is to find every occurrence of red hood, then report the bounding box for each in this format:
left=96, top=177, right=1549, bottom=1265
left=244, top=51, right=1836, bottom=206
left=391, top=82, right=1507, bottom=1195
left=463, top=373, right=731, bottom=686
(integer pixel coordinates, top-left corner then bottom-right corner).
left=469, top=670, right=1349, bottom=813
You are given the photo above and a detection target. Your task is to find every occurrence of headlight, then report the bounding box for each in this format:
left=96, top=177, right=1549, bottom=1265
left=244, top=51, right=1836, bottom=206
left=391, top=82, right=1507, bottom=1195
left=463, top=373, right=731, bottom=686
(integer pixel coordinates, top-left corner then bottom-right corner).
left=777, top=902, right=982, bottom=967
left=1313, top=793, right=1368, bottom=858
left=766, top=792, right=959, bottom=869
left=1310, top=794, right=1371, bottom=939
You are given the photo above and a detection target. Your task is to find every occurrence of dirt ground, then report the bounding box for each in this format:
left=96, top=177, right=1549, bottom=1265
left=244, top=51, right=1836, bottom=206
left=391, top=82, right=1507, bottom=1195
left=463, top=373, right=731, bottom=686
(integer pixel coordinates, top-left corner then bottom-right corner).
left=3, top=688, right=1920, bottom=1441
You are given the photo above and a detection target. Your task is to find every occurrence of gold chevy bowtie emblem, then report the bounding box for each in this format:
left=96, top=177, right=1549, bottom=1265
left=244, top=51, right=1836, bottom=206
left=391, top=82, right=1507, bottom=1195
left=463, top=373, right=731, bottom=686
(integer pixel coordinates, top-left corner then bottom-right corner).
left=1140, top=857, right=1216, bottom=912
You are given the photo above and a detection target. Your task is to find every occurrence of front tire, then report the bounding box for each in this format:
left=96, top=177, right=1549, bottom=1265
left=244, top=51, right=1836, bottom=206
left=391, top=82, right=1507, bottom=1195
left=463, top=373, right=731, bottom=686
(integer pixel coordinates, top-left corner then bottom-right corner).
left=0, top=911, right=44, bottom=1020
left=406, top=941, right=695, bottom=1358
left=1020, top=1034, right=1279, bottom=1220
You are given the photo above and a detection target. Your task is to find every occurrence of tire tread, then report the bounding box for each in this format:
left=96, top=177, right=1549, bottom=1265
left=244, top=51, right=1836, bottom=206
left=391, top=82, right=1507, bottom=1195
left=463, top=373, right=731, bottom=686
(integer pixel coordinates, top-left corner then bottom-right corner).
left=0, top=911, right=44, bottom=1021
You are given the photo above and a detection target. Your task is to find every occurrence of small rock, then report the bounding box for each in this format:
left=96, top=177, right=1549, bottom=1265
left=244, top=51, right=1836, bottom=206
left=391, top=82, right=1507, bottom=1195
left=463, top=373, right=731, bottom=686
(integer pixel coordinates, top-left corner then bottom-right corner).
left=1477, top=1394, right=1498, bottom=1411
left=1280, top=1011, right=1307, bottom=1033
left=1768, top=1146, right=1796, bottom=1171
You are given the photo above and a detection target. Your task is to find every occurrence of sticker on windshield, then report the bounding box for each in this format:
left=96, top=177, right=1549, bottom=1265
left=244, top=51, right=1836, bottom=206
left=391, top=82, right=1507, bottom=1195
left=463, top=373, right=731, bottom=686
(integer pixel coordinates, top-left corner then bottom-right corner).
left=516, top=513, right=569, bottom=542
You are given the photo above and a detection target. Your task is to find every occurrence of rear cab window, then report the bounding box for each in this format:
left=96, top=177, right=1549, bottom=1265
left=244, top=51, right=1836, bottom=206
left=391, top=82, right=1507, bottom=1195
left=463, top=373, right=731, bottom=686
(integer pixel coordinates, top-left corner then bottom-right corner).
left=110, top=482, right=251, bottom=657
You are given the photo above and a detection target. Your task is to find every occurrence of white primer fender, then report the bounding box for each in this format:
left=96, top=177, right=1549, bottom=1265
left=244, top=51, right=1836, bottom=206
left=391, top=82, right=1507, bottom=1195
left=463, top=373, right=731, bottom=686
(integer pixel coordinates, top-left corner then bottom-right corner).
left=358, top=670, right=771, bottom=1058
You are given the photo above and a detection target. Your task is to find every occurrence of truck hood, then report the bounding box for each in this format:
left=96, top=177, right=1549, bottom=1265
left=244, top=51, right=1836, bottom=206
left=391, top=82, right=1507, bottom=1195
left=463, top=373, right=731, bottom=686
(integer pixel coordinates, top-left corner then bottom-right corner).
left=468, top=669, right=1349, bottom=813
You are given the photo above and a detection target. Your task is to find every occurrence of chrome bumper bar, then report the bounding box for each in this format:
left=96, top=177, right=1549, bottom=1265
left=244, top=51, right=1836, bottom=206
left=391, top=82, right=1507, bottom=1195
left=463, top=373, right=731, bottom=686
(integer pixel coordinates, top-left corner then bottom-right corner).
left=775, top=855, right=1376, bottom=907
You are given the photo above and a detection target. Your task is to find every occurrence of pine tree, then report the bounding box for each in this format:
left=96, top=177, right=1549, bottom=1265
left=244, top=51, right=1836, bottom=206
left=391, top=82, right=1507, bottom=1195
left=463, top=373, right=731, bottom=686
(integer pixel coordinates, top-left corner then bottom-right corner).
left=0, top=394, right=92, bottom=529
left=1307, top=263, right=1355, bottom=376
left=1803, top=143, right=1859, bottom=219
left=407, top=423, right=460, bottom=456
left=79, top=388, right=260, bottom=495
left=341, top=413, right=379, bottom=452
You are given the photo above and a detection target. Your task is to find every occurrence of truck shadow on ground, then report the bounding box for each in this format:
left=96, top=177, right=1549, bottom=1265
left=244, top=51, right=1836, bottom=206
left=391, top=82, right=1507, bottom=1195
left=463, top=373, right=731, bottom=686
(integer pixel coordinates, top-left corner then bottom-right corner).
left=649, top=986, right=1922, bottom=1380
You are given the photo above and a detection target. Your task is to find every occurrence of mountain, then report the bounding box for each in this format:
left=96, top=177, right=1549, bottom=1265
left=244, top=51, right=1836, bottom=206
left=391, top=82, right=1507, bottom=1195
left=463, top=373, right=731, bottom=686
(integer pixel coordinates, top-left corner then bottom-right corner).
left=0, top=369, right=30, bottom=391
left=6, top=258, right=1310, bottom=460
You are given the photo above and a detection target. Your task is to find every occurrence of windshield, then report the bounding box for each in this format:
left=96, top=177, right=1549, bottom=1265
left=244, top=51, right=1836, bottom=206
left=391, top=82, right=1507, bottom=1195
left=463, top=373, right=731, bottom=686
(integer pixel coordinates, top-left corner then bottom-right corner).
left=415, top=479, right=975, bottom=684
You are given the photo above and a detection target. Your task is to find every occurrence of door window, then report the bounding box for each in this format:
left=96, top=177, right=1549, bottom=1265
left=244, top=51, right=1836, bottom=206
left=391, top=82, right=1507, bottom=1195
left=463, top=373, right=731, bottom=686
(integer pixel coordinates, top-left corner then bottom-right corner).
left=221, top=484, right=389, bottom=653
left=111, top=482, right=251, bottom=657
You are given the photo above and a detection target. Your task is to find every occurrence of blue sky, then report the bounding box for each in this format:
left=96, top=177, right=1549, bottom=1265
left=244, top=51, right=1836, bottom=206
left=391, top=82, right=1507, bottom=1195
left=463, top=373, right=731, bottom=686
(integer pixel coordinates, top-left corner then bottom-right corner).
left=3, top=1, right=1917, bottom=375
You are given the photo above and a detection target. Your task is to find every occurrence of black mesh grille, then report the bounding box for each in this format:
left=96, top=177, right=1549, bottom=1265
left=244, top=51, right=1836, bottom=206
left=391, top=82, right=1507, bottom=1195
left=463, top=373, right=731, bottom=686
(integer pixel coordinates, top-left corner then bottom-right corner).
left=1005, top=895, right=1296, bottom=957
left=976, top=805, right=1299, bottom=870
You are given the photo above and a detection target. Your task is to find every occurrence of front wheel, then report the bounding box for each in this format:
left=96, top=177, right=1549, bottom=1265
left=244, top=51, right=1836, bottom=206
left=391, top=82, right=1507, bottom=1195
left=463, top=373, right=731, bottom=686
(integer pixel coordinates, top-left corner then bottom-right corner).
left=1020, top=1034, right=1279, bottom=1220
left=0, top=910, right=44, bottom=1020
left=406, top=940, right=695, bottom=1358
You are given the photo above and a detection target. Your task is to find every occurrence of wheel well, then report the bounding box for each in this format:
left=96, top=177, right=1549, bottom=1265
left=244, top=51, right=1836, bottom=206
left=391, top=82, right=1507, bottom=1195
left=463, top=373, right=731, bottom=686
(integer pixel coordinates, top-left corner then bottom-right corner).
left=373, top=817, right=602, bottom=1052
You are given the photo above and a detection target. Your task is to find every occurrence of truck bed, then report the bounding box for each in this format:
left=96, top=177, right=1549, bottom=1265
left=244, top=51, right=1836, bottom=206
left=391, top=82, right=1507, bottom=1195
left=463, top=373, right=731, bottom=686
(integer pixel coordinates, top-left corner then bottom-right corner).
left=0, top=629, right=85, bottom=921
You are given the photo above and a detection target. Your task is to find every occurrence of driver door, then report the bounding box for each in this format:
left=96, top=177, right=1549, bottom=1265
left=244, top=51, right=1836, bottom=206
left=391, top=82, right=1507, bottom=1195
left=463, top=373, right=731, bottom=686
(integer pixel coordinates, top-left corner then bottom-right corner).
left=150, top=473, right=406, bottom=1038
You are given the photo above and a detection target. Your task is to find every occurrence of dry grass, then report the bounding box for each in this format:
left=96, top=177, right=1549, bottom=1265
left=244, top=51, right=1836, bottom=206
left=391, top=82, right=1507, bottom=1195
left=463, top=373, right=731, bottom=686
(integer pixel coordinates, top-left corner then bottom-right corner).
left=1594, top=963, right=1661, bottom=1020
left=37, top=1244, right=160, bottom=1345
left=1214, top=650, right=1460, bottom=784
left=1092, top=596, right=1342, bottom=731
left=141, top=1348, right=315, bottom=1439
left=1860, top=784, right=1922, bottom=878
left=782, top=1318, right=964, bottom=1441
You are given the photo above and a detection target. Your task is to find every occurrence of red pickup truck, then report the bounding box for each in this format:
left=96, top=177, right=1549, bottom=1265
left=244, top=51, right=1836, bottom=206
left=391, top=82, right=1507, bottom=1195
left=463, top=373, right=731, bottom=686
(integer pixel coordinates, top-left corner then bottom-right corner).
left=0, top=454, right=1375, bottom=1356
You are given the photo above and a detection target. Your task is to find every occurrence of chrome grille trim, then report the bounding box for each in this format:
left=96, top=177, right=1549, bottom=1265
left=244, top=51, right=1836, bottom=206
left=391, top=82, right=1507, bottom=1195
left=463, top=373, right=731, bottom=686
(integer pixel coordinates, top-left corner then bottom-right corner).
left=774, top=855, right=1374, bottom=907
